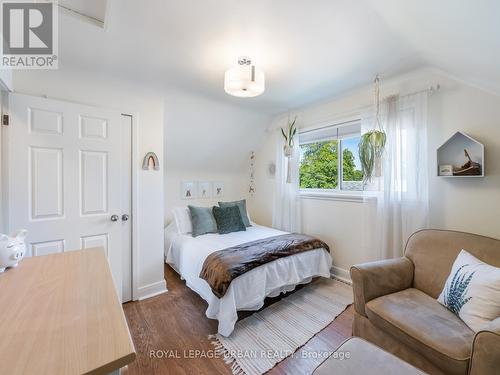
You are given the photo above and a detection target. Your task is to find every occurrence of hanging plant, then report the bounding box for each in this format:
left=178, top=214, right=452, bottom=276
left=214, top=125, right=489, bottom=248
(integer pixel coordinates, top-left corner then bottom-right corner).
left=359, top=130, right=386, bottom=181
left=359, top=75, right=387, bottom=182
left=281, top=116, right=297, bottom=157
left=281, top=116, right=298, bottom=183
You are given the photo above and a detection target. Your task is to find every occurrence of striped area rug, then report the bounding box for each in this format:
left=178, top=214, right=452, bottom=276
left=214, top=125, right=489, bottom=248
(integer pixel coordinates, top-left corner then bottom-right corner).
left=209, top=278, right=353, bottom=375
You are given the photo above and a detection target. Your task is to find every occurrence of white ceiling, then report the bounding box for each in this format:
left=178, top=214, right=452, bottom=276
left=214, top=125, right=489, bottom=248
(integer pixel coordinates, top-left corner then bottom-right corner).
left=57, top=0, right=500, bottom=114
left=58, top=0, right=107, bottom=24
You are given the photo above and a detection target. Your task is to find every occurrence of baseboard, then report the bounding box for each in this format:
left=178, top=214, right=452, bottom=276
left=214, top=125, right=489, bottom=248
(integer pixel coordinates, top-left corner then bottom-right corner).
left=331, top=265, right=352, bottom=284
left=137, top=280, right=168, bottom=301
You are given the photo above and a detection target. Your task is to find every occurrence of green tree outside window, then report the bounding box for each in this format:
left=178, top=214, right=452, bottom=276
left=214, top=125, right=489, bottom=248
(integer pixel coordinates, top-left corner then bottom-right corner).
left=299, top=138, right=363, bottom=190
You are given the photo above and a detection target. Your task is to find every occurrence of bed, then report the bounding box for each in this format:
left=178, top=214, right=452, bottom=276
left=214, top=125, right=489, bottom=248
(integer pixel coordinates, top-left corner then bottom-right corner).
left=165, top=222, right=332, bottom=336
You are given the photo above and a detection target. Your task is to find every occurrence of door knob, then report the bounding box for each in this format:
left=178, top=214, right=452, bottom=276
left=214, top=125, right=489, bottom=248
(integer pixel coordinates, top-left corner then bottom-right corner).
left=110, top=214, right=119, bottom=222
left=122, top=214, right=129, bottom=222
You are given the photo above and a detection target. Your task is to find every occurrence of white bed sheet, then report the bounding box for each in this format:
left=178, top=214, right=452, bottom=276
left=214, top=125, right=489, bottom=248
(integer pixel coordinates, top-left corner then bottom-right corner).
left=165, top=224, right=332, bottom=336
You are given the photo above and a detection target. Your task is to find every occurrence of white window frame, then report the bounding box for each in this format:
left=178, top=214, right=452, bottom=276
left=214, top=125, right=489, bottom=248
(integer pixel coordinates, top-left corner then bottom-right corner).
left=299, top=129, right=364, bottom=201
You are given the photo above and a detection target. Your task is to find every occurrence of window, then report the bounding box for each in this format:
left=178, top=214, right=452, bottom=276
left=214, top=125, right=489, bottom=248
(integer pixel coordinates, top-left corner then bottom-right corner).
left=299, top=121, right=363, bottom=192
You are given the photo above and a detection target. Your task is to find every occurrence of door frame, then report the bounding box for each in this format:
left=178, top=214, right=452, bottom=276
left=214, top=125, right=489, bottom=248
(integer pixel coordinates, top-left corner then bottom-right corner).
left=122, top=112, right=140, bottom=302
left=1, top=94, right=140, bottom=302
left=0, top=90, right=7, bottom=233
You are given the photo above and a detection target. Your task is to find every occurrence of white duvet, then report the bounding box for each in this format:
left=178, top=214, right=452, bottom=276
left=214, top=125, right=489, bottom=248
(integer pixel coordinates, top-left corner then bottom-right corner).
left=165, top=224, right=332, bottom=336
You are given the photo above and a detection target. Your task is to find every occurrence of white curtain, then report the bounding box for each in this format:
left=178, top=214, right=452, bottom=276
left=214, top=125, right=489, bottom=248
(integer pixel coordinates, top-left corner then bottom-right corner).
left=364, top=92, right=429, bottom=259
left=272, top=128, right=302, bottom=232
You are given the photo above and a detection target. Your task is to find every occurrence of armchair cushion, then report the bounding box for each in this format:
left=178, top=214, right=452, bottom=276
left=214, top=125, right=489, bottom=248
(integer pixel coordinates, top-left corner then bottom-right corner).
left=350, top=257, right=414, bottom=316
left=366, top=288, right=474, bottom=375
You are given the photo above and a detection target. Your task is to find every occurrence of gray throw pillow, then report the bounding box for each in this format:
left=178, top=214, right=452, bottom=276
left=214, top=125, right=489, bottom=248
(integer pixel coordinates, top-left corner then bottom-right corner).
left=218, top=199, right=251, bottom=227
left=188, top=205, right=217, bottom=237
left=213, top=206, right=246, bottom=235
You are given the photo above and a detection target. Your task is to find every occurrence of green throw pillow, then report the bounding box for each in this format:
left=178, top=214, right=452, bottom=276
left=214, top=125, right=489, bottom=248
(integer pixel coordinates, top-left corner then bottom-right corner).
left=213, top=206, right=246, bottom=235
left=188, top=205, right=217, bottom=237
left=218, top=199, right=251, bottom=227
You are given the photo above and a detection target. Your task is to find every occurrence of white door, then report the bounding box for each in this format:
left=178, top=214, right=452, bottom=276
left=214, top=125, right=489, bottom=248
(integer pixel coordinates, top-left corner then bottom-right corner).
left=7, top=93, right=132, bottom=301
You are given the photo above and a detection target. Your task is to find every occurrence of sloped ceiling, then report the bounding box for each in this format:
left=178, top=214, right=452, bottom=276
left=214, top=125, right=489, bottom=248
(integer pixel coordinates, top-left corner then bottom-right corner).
left=163, top=89, right=269, bottom=173
left=366, top=0, right=500, bottom=96
left=52, top=0, right=500, bottom=114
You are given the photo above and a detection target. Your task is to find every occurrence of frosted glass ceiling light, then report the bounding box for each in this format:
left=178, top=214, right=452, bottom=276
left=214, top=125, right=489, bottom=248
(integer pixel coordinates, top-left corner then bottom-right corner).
left=224, top=57, right=265, bottom=98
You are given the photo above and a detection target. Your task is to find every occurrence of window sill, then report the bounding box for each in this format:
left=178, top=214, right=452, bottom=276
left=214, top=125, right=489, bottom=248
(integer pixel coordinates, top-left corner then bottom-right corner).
left=299, top=190, right=365, bottom=203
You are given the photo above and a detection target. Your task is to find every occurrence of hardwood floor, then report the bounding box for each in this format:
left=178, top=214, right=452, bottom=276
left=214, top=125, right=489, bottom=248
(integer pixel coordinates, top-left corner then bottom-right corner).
left=123, top=264, right=354, bottom=375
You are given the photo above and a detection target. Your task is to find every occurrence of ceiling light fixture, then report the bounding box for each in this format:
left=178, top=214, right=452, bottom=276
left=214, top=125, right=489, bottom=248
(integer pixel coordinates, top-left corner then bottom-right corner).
left=224, top=57, right=265, bottom=98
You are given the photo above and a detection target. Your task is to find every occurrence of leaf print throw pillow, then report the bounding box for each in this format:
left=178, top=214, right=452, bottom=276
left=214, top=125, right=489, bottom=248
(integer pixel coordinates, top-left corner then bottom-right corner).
left=438, top=250, right=500, bottom=332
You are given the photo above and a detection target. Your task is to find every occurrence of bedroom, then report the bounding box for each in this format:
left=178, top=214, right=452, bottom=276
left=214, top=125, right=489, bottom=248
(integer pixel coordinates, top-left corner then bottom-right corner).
left=0, top=1, right=499, bottom=375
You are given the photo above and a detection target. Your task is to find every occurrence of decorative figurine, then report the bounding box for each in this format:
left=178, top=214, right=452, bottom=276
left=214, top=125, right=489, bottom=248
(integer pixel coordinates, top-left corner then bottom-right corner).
left=0, top=230, right=27, bottom=272
left=453, top=149, right=482, bottom=176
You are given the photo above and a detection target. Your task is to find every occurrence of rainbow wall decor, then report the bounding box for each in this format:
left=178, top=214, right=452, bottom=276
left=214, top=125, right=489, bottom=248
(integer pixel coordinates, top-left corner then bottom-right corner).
left=142, top=152, right=160, bottom=170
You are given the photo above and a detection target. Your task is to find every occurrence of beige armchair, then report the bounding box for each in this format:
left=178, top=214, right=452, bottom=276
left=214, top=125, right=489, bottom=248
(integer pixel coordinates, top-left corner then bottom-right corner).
left=350, top=229, right=500, bottom=375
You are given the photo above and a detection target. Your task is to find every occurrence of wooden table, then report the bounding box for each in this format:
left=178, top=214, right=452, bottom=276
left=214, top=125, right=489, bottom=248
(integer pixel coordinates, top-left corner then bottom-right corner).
left=0, top=248, right=136, bottom=375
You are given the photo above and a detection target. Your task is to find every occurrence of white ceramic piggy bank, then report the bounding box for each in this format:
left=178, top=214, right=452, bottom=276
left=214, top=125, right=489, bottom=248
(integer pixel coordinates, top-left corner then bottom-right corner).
left=0, top=230, right=27, bottom=273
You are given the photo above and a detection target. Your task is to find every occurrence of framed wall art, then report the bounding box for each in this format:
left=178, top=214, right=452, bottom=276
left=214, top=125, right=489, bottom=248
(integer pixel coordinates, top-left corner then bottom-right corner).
left=181, top=181, right=196, bottom=199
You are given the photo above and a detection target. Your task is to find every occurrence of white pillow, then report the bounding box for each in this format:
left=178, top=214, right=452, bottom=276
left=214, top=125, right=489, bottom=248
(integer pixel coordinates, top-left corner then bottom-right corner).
left=438, top=249, right=500, bottom=332
left=172, top=206, right=192, bottom=234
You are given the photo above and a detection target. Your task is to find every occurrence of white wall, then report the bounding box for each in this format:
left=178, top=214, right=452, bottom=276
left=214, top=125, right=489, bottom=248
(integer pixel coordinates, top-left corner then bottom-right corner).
left=11, top=68, right=166, bottom=300
left=163, top=90, right=269, bottom=223
left=427, top=82, right=500, bottom=236
left=250, top=67, right=500, bottom=280
left=164, top=168, right=249, bottom=222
